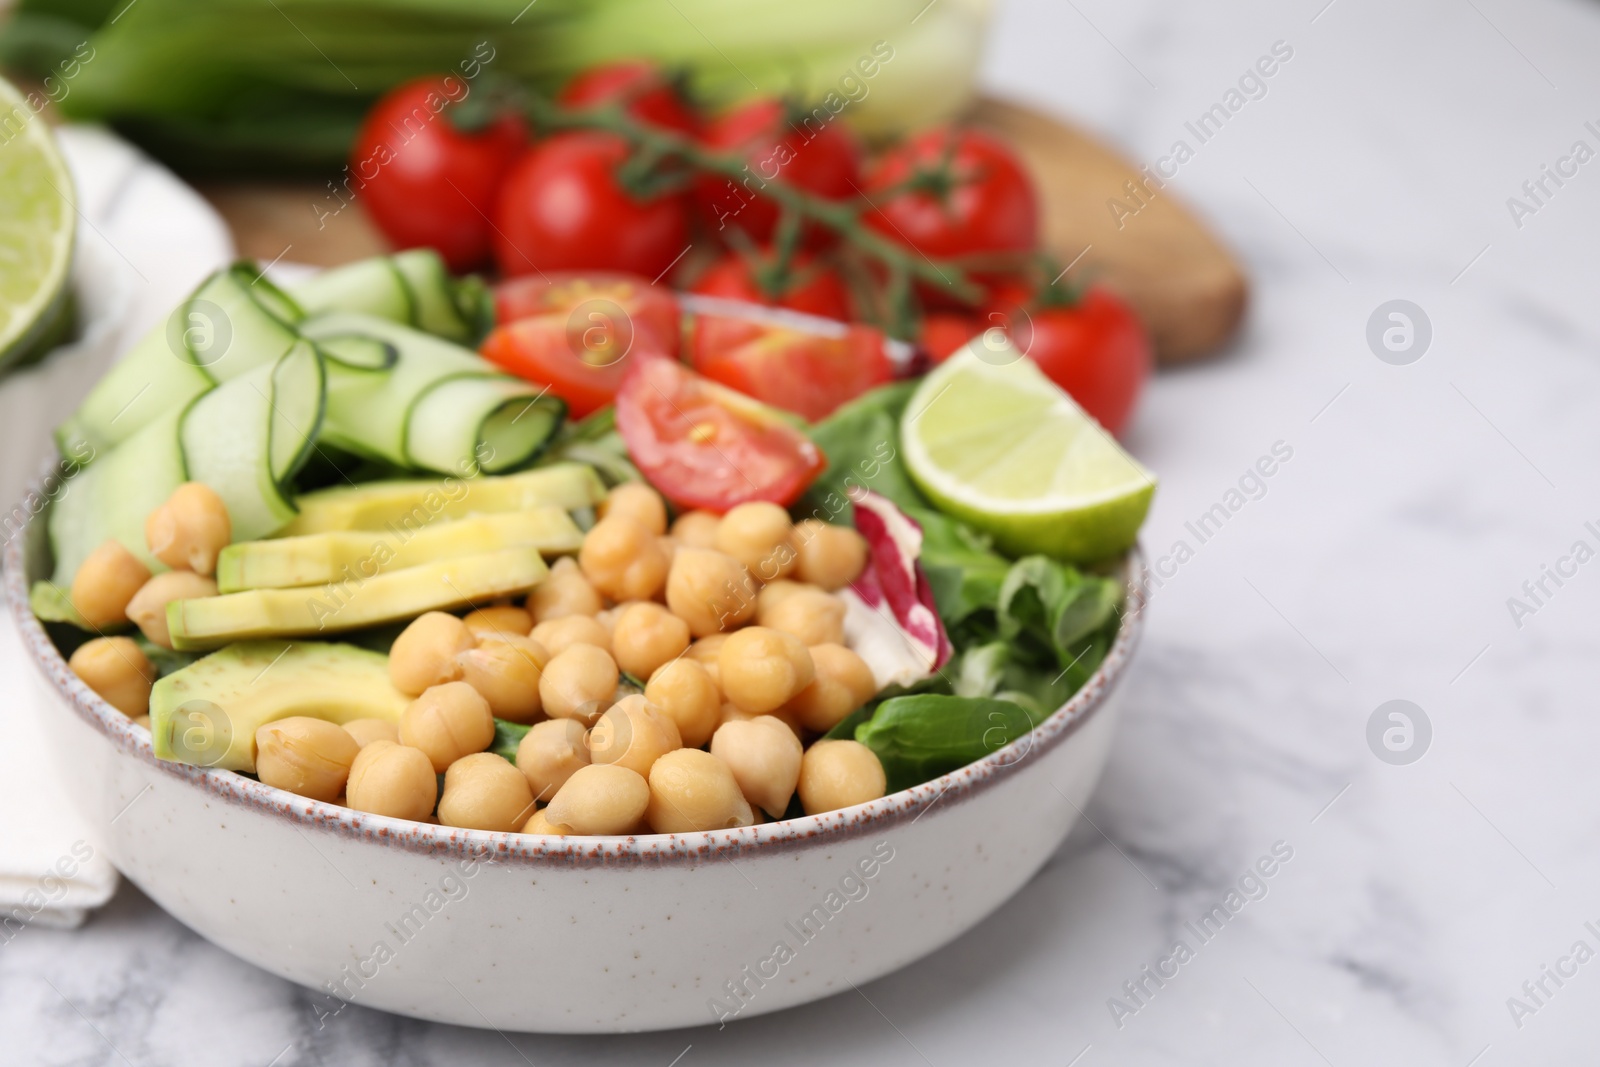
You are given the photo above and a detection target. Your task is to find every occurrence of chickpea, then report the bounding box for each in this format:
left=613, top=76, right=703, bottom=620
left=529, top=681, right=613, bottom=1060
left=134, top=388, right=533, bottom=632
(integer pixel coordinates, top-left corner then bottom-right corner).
left=601, top=482, right=667, bottom=536
left=545, top=764, right=650, bottom=835
left=588, top=694, right=681, bottom=778
left=785, top=644, right=877, bottom=733
left=684, top=632, right=729, bottom=667
left=69, top=539, right=151, bottom=629
left=717, top=701, right=804, bottom=740
left=758, top=586, right=845, bottom=647
left=345, top=740, right=436, bottom=820
left=342, top=718, right=399, bottom=747
left=715, top=502, right=797, bottom=582
left=656, top=535, right=679, bottom=569
left=610, top=602, right=690, bottom=679
left=462, top=605, right=533, bottom=640
left=670, top=509, right=721, bottom=549
left=665, top=548, right=755, bottom=637
left=718, top=627, right=814, bottom=714
left=399, top=681, right=495, bottom=772
left=456, top=634, right=549, bottom=722
left=438, top=752, right=536, bottom=832
left=798, top=740, right=887, bottom=814
left=389, top=612, right=475, bottom=695
left=579, top=515, right=670, bottom=602
left=522, top=809, right=570, bottom=836
left=538, top=644, right=618, bottom=726
left=645, top=749, right=754, bottom=833
left=126, top=570, right=218, bottom=649
left=793, top=520, right=868, bottom=591
left=145, top=482, right=231, bottom=576
left=530, top=614, right=611, bottom=658
left=526, top=556, right=603, bottom=622
left=254, top=716, right=361, bottom=801
left=710, top=716, right=803, bottom=818
left=515, top=718, right=590, bottom=801
left=67, top=636, right=155, bottom=717
left=644, top=658, right=721, bottom=749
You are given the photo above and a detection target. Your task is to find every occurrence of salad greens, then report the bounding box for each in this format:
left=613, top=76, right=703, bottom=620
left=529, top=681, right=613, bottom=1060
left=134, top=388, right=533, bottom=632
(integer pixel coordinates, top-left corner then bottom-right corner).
left=800, top=383, right=1126, bottom=786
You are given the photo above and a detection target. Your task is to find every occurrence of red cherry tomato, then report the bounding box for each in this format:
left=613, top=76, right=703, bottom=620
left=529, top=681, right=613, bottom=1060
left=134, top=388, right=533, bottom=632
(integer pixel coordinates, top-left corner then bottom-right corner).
left=691, top=323, right=892, bottom=423
left=494, top=131, right=690, bottom=280
left=615, top=358, right=826, bottom=511
left=919, top=312, right=982, bottom=363
left=688, top=250, right=853, bottom=358
left=482, top=272, right=680, bottom=418
left=558, top=61, right=698, bottom=134
left=863, top=127, right=1039, bottom=305
left=351, top=77, right=527, bottom=271
left=987, top=285, right=1151, bottom=436
left=695, top=98, right=862, bottom=246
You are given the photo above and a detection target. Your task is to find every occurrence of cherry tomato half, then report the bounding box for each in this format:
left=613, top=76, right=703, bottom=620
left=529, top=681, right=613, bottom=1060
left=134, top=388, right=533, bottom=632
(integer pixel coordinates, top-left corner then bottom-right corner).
left=919, top=312, right=982, bottom=363
left=687, top=250, right=853, bottom=359
left=691, top=323, right=892, bottom=423
left=695, top=98, right=862, bottom=246
left=494, top=131, right=690, bottom=280
left=987, top=285, right=1151, bottom=436
left=352, top=76, right=527, bottom=271
left=558, top=61, right=698, bottom=134
left=615, top=358, right=826, bottom=511
left=482, top=272, right=680, bottom=418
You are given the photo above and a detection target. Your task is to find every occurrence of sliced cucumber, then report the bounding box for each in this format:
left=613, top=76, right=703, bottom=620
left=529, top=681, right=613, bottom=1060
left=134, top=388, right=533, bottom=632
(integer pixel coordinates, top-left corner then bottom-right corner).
left=216, top=508, right=584, bottom=592
left=312, top=334, right=397, bottom=372
left=181, top=340, right=326, bottom=543
left=45, top=401, right=190, bottom=587
left=391, top=249, right=485, bottom=343
left=275, top=462, right=607, bottom=537
left=59, top=264, right=303, bottom=457
left=289, top=256, right=413, bottom=324
left=406, top=374, right=566, bottom=476
left=301, top=311, right=560, bottom=475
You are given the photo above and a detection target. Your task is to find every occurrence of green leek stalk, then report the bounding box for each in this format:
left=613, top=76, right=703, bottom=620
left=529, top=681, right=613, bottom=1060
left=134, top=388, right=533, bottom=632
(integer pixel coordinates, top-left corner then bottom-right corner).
left=1, top=0, right=992, bottom=172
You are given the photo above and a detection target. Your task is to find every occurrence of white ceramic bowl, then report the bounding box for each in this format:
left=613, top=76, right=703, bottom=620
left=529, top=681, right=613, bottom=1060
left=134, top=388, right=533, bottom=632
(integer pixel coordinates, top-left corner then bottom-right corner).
left=5, top=480, right=1142, bottom=1034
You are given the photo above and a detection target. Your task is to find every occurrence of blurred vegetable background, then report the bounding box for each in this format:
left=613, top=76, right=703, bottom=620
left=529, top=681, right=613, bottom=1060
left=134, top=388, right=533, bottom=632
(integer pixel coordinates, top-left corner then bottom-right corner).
left=0, top=0, right=992, bottom=173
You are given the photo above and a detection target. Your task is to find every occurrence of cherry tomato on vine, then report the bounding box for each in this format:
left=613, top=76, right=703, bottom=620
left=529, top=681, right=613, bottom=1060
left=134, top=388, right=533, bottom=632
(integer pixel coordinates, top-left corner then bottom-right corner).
left=863, top=127, right=1039, bottom=304
left=351, top=77, right=527, bottom=271
left=692, top=323, right=891, bottom=423
left=615, top=358, right=825, bottom=511
left=558, top=61, right=698, bottom=134
left=985, top=283, right=1150, bottom=436
left=694, top=98, right=862, bottom=246
left=494, top=131, right=690, bottom=280
left=482, top=272, right=680, bottom=417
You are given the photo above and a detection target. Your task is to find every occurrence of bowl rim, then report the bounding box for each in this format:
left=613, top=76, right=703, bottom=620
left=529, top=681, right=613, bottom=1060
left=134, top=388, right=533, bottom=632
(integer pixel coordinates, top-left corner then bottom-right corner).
left=5, top=459, right=1145, bottom=870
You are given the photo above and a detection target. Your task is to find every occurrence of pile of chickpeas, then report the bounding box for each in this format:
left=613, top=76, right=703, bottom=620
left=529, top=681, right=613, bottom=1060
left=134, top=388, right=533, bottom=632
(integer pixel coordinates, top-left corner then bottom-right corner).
left=68, top=478, right=892, bottom=836
left=66, top=482, right=232, bottom=724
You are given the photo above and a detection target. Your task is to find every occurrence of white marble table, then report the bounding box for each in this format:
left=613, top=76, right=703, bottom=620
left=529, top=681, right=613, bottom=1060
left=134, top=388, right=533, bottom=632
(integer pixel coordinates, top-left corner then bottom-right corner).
left=7, top=0, right=1600, bottom=1063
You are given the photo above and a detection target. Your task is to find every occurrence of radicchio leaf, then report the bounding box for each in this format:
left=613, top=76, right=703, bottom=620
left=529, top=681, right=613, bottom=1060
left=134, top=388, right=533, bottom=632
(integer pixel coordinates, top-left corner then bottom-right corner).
left=839, top=490, right=953, bottom=689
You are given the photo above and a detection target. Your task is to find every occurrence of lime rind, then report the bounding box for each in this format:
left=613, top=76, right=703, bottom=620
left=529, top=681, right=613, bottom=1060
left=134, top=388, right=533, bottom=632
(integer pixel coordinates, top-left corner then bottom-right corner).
left=901, top=344, right=1155, bottom=564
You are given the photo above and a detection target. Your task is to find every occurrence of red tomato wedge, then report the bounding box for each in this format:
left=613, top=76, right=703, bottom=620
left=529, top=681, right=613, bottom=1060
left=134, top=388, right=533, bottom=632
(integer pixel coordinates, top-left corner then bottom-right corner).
left=690, top=322, right=892, bottom=423
left=482, top=273, right=680, bottom=417
left=687, top=250, right=853, bottom=365
left=615, top=359, right=825, bottom=511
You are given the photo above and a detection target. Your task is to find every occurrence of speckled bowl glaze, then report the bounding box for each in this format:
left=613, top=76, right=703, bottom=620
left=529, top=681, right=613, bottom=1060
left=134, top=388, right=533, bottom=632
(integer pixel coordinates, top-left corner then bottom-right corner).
left=5, top=479, right=1142, bottom=1033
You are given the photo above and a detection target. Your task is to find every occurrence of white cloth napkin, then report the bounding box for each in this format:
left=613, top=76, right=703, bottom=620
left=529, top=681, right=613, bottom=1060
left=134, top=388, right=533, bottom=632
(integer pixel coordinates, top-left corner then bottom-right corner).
left=0, top=126, right=235, bottom=928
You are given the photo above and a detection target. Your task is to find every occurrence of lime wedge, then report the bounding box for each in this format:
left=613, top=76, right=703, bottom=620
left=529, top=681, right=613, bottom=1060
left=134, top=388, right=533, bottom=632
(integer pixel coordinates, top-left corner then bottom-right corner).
left=0, top=75, right=75, bottom=371
left=901, top=343, right=1155, bottom=563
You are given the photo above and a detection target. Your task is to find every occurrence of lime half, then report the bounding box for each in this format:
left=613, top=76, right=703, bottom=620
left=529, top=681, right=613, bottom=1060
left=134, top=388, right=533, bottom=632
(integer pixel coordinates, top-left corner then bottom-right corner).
left=0, top=75, right=75, bottom=370
left=901, top=343, right=1155, bottom=563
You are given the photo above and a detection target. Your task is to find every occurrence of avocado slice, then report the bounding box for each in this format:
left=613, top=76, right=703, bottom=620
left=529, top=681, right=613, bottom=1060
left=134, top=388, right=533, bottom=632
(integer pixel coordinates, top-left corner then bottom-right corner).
left=276, top=462, right=605, bottom=537
left=216, top=508, right=583, bottom=593
left=166, top=545, right=550, bottom=651
left=151, top=641, right=409, bottom=772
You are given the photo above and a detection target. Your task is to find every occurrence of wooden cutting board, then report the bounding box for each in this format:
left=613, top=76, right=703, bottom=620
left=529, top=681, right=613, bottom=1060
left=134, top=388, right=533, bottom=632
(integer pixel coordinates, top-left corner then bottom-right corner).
left=199, top=95, right=1247, bottom=365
